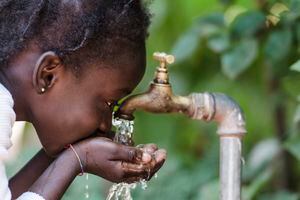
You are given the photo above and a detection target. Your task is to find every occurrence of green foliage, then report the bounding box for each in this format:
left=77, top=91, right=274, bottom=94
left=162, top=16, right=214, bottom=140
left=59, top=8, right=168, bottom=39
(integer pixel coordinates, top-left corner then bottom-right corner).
left=290, top=60, right=300, bottom=71
left=265, top=29, right=292, bottom=64
left=230, top=11, right=265, bottom=38
left=285, top=136, right=300, bottom=161
left=171, top=24, right=202, bottom=64
left=221, top=38, right=258, bottom=79
left=257, top=191, right=299, bottom=200
left=172, top=13, right=225, bottom=63
left=207, top=31, right=230, bottom=53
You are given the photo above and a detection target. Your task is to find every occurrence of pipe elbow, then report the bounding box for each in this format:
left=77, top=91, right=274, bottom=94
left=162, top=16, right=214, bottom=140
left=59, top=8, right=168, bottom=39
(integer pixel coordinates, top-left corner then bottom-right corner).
left=212, top=93, right=246, bottom=136
left=188, top=93, right=246, bottom=137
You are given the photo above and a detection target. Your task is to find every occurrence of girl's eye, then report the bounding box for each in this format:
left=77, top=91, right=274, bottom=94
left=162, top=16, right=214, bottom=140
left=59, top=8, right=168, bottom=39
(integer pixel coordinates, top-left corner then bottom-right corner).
left=106, top=101, right=118, bottom=108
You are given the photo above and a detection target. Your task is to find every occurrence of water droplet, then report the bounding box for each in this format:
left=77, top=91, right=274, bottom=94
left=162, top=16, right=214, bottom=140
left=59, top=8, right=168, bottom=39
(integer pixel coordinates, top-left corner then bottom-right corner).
left=140, top=179, right=148, bottom=190
left=84, top=174, right=89, bottom=199
left=241, top=157, right=246, bottom=166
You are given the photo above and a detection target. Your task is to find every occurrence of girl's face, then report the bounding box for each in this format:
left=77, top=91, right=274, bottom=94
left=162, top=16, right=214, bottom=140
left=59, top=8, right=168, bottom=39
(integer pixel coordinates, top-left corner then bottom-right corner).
left=31, top=47, right=146, bottom=156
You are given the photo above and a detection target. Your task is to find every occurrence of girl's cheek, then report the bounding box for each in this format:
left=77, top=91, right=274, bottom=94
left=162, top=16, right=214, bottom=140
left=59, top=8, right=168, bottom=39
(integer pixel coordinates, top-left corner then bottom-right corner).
left=70, top=110, right=100, bottom=139
left=74, top=103, right=113, bottom=138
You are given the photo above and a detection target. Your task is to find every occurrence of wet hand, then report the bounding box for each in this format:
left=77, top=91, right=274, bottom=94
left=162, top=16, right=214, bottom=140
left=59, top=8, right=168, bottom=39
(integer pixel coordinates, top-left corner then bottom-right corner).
left=73, top=137, right=166, bottom=183
left=135, top=143, right=167, bottom=180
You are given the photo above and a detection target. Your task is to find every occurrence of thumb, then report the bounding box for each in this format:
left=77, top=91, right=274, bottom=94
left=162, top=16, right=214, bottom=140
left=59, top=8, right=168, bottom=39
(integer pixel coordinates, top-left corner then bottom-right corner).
left=112, top=145, right=152, bottom=163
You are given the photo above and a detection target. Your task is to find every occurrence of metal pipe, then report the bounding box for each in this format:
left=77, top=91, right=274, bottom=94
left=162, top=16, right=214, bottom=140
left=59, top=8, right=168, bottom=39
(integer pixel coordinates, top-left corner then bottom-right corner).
left=115, top=52, right=246, bottom=200
left=220, top=137, right=242, bottom=200
left=188, top=93, right=246, bottom=200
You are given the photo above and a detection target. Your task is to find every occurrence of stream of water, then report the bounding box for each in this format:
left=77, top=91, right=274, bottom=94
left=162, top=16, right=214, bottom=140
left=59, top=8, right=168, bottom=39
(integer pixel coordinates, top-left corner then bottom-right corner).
left=106, top=118, right=149, bottom=200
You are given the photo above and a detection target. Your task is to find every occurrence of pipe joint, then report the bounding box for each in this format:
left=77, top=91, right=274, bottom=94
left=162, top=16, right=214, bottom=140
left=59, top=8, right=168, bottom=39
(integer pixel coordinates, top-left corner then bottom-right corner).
left=188, top=93, right=246, bottom=137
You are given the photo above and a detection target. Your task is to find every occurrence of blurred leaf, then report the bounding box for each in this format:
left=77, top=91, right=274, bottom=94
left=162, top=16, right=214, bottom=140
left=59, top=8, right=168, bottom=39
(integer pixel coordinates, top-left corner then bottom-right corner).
left=207, top=32, right=230, bottom=53
left=266, top=15, right=281, bottom=26
left=244, top=139, right=280, bottom=180
left=269, top=3, right=289, bottom=17
left=219, top=0, right=235, bottom=6
left=133, top=155, right=217, bottom=200
left=266, top=3, right=289, bottom=27
left=196, top=13, right=225, bottom=38
left=265, top=29, right=292, bottom=64
left=195, top=179, right=219, bottom=200
left=197, top=13, right=225, bottom=33
left=293, top=105, right=300, bottom=124
left=297, top=23, right=300, bottom=53
left=171, top=25, right=202, bottom=64
left=284, top=133, right=300, bottom=161
left=290, top=0, right=300, bottom=15
left=297, top=23, right=300, bottom=40
left=257, top=191, right=299, bottom=200
left=230, top=11, right=265, bottom=38
left=243, top=168, right=273, bottom=200
left=290, top=60, right=300, bottom=72
left=282, top=74, right=300, bottom=98
left=148, top=0, right=168, bottom=31
left=224, top=5, right=247, bottom=25
left=221, top=38, right=258, bottom=79
left=172, top=13, right=224, bottom=63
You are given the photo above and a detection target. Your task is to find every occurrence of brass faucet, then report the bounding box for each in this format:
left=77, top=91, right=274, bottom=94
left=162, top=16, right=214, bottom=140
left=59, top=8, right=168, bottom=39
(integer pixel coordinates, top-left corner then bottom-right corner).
left=114, top=52, right=247, bottom=200
left=114, top=52, right=192, bottom=120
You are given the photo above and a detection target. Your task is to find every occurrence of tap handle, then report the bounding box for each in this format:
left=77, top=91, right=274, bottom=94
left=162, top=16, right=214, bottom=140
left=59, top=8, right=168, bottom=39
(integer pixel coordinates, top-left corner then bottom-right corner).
left=153, top=52, right=175, bottom=67
left=152, top=52, right=175, bottom=84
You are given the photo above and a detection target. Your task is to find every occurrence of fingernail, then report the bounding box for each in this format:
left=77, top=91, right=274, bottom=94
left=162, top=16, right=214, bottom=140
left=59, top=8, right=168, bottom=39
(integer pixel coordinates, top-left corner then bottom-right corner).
left=142, top=152, right=152, bottom=162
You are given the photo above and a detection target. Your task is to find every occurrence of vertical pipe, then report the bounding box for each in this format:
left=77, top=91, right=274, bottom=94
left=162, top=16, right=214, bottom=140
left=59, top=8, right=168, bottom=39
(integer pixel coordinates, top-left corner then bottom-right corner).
left=188, top=93, right=245, bottom=200
left=220, top=137, right=242, bottom=200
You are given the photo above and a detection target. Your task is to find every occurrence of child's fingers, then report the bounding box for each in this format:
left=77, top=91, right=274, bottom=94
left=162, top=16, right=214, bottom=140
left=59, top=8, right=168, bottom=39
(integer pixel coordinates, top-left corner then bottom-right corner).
left=154, top=149, right=167, bottom=164
left=151, top=149, right=167, bottom=177
left=143, top=149, right=167, bottom=180
left=121, top=162, right=149, bottom=179
left=121, top=149, right=167, bottom=181
left=123, top=177, right=143, bottom=184
left=111, top=145, right=152, bottom=163
left=139, top=143, right=158, bottom=154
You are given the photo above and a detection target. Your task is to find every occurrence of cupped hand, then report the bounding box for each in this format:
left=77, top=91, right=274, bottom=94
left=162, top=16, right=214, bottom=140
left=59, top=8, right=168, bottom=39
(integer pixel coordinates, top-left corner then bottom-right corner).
left=73, top=137, right=166, bottom=183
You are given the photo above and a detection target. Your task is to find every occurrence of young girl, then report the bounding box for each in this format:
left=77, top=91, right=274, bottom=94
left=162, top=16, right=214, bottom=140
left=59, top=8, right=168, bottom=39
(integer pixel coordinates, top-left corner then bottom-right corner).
left=0, top=0, right=166, bottom=199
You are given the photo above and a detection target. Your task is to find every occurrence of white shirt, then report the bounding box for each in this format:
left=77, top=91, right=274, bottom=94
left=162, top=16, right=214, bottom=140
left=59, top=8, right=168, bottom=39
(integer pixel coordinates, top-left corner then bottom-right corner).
left=0, top=83, right=45, bottom=200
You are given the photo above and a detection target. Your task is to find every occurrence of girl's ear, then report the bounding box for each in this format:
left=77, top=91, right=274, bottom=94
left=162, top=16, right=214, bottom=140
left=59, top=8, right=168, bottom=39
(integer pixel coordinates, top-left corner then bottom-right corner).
left=32, top=51, right=62, bottom=94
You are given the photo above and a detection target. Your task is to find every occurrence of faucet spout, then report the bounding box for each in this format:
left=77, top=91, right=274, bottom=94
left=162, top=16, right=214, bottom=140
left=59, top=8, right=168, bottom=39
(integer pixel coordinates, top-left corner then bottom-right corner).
left=115, top=52, right=191, bottom=120
left=115, top=83, right=191, bottom=120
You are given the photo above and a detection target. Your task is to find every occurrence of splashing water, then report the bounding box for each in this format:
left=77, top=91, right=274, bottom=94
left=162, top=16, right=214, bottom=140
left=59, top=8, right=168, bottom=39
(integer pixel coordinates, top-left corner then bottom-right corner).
left=112, top=118, right=134, bottom=146
left=106, top=117, right=149, bottom=200
left=84, top=174, right=89, bottom=199
left=106, top=179, right=148, bottom=200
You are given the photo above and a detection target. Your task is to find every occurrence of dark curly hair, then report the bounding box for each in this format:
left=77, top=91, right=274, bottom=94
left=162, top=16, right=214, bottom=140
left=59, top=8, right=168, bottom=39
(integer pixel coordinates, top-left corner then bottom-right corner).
left=0, top=0, right=150, bottom=73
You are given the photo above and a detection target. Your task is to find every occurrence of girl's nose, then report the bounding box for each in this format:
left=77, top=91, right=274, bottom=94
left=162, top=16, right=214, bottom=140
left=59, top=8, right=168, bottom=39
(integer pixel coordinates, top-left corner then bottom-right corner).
left=99, top=111, right=113, bottom=133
